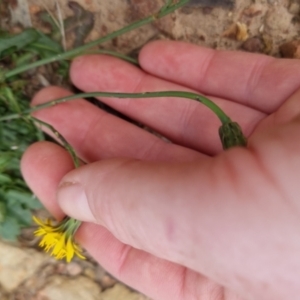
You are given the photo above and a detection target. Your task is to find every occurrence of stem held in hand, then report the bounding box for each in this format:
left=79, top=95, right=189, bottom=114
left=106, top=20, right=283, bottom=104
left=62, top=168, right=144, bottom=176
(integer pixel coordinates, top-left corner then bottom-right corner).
left=1, top=90, right=247, bottom=149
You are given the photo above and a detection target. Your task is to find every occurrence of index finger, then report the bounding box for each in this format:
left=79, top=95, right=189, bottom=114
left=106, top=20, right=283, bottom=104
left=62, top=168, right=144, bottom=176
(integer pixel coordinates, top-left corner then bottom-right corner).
left=139, top=41, right=300, bottom=113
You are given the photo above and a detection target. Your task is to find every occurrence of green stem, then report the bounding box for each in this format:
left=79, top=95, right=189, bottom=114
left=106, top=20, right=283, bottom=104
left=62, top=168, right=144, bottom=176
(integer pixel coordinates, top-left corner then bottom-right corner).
left=64, top=217, right=82, bottom=236
left=81, top=49, right=139, bottom=65
left=0, top=91, right=231, bottom=124
left=161, top=0, right=174, bottom=11
left=4, top=0, right=188, bottom=79
left=30, top=116, right=80, bottom=168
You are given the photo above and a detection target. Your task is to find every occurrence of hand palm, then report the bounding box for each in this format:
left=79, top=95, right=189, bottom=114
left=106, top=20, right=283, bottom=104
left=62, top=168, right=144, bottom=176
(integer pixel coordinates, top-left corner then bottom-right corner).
left=22, top=41, right=300, bottom=300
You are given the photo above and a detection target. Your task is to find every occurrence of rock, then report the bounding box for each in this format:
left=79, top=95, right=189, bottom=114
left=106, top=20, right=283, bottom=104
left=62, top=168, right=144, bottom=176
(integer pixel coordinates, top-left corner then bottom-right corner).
left=23, top=263, right=56, bottom=292
left=242, top=3, right=263, bottom=17
left=29, top=4, right=41, bottom=15
left=38, top=275, right=102, bottom=300
left=265, top=6, right=292, bottom=32
left=279, top=40, right=300, bottom=58
left=101, top=283, right=149, bottom=300
left=128, top=0, right=163, bottom=19
left=100, top=274, right=117, bottom=289
left=83, top=267, right=96, bottom=280
left=56, top=262, right=68, bottom=275
left=235, top=22, right=249, bottom=42
left=0, top=286, right=9, bottom=300
left=0, top=240, right=48, bottom=291
left=241, top=37, right=264, bottom=53
left=223, top=22, right=249, bottom=41
left=289, top=2, right=300, bottom=15
left=9, top=0, right=32, bottom=27
left=261, top=34, right=273, bottom=54
left=66, top=262, right=82, bottom=276
left=94, top=265, right=106, bottom=282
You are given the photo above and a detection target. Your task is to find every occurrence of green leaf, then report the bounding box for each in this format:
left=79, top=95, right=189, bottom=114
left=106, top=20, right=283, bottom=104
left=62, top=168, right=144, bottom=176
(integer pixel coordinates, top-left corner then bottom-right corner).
left=25, top=30, right=63, bottom=58
left=0, top=202, right=6, bottom=222
left=6, top=190, right=43, bottom=209
left=0, top=87, right=21, bottom=113
left=0, top=28, right=39, bottom=57
left=0, top=152, right=14, bottom=172
left=14, top=52, right=36, bottom=67
left=0, top=216, right=20, bottom=240
left=7, top=203, right=32, bottom=226
left=0, top=174, right=12, bottom=184
left=38, top=11, right=60, bottom=40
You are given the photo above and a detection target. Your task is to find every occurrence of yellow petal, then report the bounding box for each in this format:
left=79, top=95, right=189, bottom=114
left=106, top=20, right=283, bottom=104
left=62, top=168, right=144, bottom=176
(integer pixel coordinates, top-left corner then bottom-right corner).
left=66, top=238, right=75, bottom=263
left=52, top=234, right=66, bottom=256
left=32, top=216, right=44, bottom=226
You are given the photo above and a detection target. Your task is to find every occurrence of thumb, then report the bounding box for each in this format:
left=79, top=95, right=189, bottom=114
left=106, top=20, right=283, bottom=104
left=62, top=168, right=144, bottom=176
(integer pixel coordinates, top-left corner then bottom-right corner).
left=56, top=152, right=263, bottom=276
left=56, top=155, right=233, bottom=256
left=57, top=156, right=215, bottom=235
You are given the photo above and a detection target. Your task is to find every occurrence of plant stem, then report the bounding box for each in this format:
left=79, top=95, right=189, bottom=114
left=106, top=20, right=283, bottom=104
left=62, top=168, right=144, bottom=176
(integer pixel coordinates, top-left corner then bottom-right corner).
left=4, top=0, right=188, bottom=79
left=81, top=49, right=139, bottom=65
left=161, top=0, right=174, bottom=11
left=0, top=91, right=231, bottom=124
left=30, top=116, right=80, bottom=168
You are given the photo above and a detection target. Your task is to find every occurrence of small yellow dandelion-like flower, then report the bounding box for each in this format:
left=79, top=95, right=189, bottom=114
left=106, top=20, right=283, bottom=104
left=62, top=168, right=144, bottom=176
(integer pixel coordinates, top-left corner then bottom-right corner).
left=33, top=216, right=85, bottom=263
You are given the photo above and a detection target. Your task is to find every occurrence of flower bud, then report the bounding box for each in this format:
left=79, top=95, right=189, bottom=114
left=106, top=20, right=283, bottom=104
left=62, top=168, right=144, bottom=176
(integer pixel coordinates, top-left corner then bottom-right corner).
left=219, top=121, right=247, bottom=150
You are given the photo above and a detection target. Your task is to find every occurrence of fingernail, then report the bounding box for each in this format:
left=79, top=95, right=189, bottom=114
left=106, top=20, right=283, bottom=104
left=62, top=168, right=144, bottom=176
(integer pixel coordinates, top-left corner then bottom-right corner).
left=57, top=182, right=95, bottom=222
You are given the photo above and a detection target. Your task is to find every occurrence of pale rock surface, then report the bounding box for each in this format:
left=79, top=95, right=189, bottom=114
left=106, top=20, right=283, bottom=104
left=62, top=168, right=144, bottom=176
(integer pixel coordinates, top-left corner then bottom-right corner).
left=101, top=283, right=150, bottom=300
left=66, top=262, right=83, bottom=276
left=26, top=0, right=299, bottom=56
left=38, top=275, right=102, bottom=300
left=0, top=240, right=48, bottom=291
left=28, top=0, right=157, bottom=53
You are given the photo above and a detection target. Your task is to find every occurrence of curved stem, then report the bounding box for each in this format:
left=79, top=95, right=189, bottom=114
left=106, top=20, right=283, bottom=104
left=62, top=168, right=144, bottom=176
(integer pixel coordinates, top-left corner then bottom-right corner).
left=30, top=116, right=80, bottom=168
left=0, top=90, right=231, bottom=124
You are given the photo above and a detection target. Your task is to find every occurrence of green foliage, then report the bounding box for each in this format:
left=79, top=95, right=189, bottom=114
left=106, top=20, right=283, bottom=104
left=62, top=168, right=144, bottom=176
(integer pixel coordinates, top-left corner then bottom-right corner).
left=0, top=5, right=98, bottom=239
left=0, top=28, right=39, bottom=57
left=0, top=27, right=67, bottom=240
left=0, top=87, right=44, bottom=240
left=0, top=27, right=69, bottom=82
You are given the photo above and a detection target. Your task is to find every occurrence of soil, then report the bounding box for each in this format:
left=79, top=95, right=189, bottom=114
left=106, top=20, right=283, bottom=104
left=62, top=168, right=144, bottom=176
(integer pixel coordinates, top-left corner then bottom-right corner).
left=1, top=0, right=300, bottom=299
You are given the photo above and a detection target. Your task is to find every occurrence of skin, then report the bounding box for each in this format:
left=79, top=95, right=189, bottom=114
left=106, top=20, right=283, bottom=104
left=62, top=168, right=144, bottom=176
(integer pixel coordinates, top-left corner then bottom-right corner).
left=21, top=40, right=300, bottom=300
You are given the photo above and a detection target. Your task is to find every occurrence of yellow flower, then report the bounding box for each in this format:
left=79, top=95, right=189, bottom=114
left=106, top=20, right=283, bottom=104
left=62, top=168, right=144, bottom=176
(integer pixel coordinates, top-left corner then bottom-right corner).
left=33, top=216, right=85, bottom=263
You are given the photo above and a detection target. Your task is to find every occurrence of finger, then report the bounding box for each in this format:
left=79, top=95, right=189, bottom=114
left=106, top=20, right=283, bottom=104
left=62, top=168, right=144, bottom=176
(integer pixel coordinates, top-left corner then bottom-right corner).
left=271, top=88, right=300, bottom=125
left=246, top=87, right=300, bottom=140
left=21, top=141, right=72, bottom=219
left=32, top=86, right=202, bottom=162
left=21, top=141, right=239, bottom=300
left=78, top=223, right=232, bottom=300
left=70, top=55, right=265, bottom=154
left=139, top=40, right=300, bottom=113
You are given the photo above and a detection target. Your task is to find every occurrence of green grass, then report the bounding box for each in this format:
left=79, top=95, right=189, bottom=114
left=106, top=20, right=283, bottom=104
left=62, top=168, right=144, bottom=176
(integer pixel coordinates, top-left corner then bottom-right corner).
left=0, top=27, right=66, bottom=240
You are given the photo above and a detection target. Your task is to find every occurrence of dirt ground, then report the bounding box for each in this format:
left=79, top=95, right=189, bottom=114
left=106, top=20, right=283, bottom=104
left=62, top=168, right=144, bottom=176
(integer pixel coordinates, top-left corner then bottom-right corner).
left=1, top=0, right=300, bottom=299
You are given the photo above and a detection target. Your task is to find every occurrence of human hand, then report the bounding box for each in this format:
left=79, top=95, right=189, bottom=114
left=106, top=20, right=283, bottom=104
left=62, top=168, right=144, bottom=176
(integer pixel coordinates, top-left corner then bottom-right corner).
left=21, top=40, right=300, bottom=300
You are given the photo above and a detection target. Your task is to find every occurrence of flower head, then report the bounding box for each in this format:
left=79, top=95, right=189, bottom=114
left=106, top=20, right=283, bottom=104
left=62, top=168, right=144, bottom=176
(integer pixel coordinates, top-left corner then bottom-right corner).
left=33, top=216, right=85, bottom=263
left=219, top=121, right=247, bottom=150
